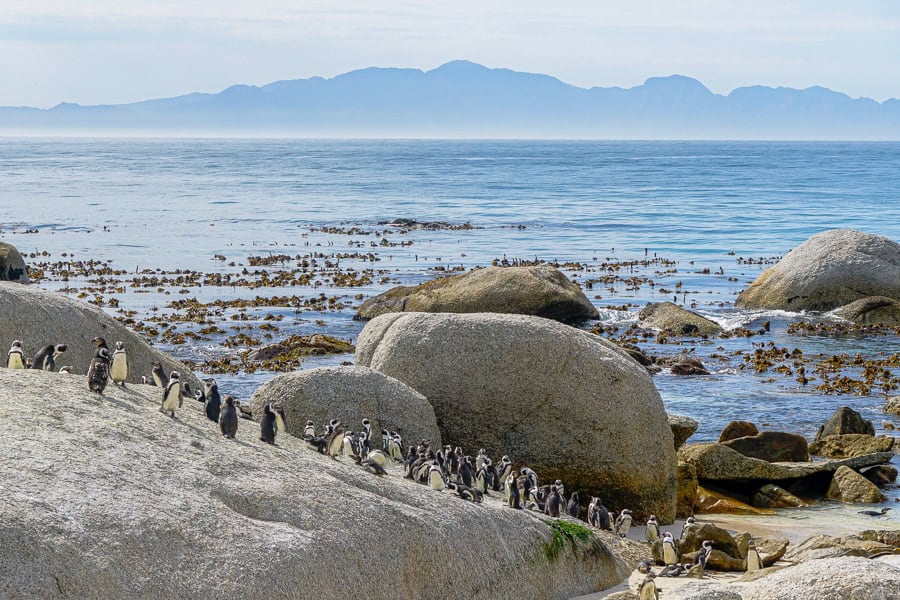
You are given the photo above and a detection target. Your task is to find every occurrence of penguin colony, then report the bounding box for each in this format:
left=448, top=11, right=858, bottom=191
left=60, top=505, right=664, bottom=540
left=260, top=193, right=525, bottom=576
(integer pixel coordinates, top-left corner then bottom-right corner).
left=8, top=336, right=743, bottom=595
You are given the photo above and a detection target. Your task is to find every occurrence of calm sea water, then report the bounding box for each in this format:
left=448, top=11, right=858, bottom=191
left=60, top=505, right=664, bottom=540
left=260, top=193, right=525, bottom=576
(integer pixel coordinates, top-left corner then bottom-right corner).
left=2, top=138, right=899, bottom=516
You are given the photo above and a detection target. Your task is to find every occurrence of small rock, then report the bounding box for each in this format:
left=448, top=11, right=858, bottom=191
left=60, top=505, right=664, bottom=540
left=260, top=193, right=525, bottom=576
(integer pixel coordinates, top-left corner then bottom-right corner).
left=751, top=484, right=806, bottom=509
left=695, top=486, right=775, bottom=516
left=718, top=420, right=759, bottom=443
left=826, top=465, right=887, bottom=503
left=834, top=295, right=900, bottom=326
left=682, top=548, right=745, bottom=571
left=786, top=534, right=895, bottom=562
left=734, top=531, right=751, bottom=559
left=670, top=357, right=710, bottom=375
left=814, top=406, right=875, bottom=442
left=862, top=465, right=899, bottom=488
left=0, top=241, right=29, bottom=283
left=669, top=414, right=699, bottom=450
left=809, top=434, right=895, bottom=459
left=680, top=522, right=741, bottom=558
left=755, top=537, right=789, bottom=566
left=885, top=397, right=900, bottom=417
left=720, top=431, right=810, bottom=462
left=638, top=302, right=724, bottom=336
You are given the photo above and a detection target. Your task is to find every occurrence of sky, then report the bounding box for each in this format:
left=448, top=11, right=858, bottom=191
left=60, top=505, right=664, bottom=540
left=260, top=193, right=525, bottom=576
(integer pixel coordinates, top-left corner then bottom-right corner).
left=2, top=1, right=899, bottom=108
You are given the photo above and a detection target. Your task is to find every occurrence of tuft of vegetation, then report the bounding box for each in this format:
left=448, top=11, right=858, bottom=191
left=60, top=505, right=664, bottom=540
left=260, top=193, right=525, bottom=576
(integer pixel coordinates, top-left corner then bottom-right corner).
left=543, top=520, right=595, bottom=562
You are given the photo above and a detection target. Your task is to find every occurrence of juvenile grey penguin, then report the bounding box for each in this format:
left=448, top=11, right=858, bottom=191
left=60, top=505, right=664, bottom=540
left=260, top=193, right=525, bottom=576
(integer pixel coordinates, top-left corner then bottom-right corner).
left=32, top=343, right=67, bottom=371
left=746, top=540, right=762, bottom=571
left=662, top=532, right=679, bottom=566
left=646, top=515, right=661, bottom=543
left=545, top=485, right=562, bottom=518
left=259, top=403, right=277, bottom=444
left=638, top=572, right=659, bottom=600
left=150, top=361, right=168, bottom=388
left=615, top=509, right=633, bottom=538
left=87, top=347, right=111, bottom=394
left=567, top=491, right=580, bottom=518
left=6, top=340, right=25, bottom=369
left=160, top=370, right=182, bottom=418
left=428, top=463, right=446, bottom=491
left=109, top=341, right=128, bottom=386
left=219, top=396, right=239, bottom=439
left=203, top=379, right=221, bottom=423
left=91, top=336, right=109, bottom=357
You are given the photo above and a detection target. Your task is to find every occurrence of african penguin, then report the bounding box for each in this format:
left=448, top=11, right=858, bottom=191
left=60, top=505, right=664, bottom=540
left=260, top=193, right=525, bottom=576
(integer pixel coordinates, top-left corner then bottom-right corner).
left=303, top=420, right=316, bottom=438
left=497, top=455, right=512, bottom=486
left=6, top=340, right=25, bottom=369
left=109, top=341, right=127, bottom=385
left=615, top=509, right=633, bottom=538
left=159, top=370, right=182, bottom=418
left=638, top=573, right=659, bottom=600
left=695, top=540, right=713, bottom=571
left=87, top=347, right=111, bottom=394
left=219, top=396, right=239, bottom=439
left=259, top=403, right=277, bottom=444
left=428, top=464, right=446, bottom=491
left=588, top=497, right=612, bottom=530
left=150, top=361, right=168, bottom=388
left=203, top=379, right=221, bottom=423
left=388, top=432, right=404, bottom=461
left=273, top=405, right=287, bottom=435
left=566, top=491, right=580, bottom=518
left=662, top=532, right=679, bottom=566
left=544, top=485, right=562, bottom=518
left=746, top=540, right=762, bottom=571
left=325, top=422, right=347, bottom=458
left=58, top=365, right=73, bottom=374
left=681, top=516, right=696, bottom=539
left=646, top=515, right=661, bottom=543
left=366, top=449, right=387, bottom=467
left=354, top=454, right=387, bottom=476
left=32, top=343, right=67, bottom=372
left=91, top=337, right=108, bottom=357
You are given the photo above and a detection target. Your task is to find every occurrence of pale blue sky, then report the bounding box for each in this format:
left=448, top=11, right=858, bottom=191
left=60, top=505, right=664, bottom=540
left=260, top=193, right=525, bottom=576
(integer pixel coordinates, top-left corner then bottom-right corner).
left=2, top=1, right=899, bottom=108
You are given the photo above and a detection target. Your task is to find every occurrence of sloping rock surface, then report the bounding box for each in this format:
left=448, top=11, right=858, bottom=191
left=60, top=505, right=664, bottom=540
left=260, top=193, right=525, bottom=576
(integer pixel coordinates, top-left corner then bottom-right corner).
left=0, top=368, right=646, bottom=599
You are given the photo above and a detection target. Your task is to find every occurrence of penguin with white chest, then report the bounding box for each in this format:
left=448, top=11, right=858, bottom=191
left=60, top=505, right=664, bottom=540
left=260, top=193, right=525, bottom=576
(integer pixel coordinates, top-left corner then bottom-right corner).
left=160, top=371, right=182, bottom=418
left=615, top=509, right=633, bottom=538
left=32, top=344, right=67, bottom=371
left=662, top=531, right=679, bottom=566
left=428, top=463, right=446, bottom=491
left=7, top=340, right=25, bottom=369
left=109, top=341, right=128, bottom=386
left=645, top=515, right=661, bottom=543
left=638, top=572, right=659, bottom=600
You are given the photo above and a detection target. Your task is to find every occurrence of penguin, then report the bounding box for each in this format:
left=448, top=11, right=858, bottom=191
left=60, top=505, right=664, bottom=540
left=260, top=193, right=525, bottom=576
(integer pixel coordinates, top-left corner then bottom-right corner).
left=458, top=456, right=474, bottom=488
left=637, top=572, right=659, bottom=600
left=203, top=379, right=221, bottom=423
left=474, top=466, right=488, bottom=494
left=219, top=396, right=239, bottom=439
left=646, top=515, right=661, bottom=543
left=637, top=559, right=652, bottom=574
left=554, top=479, right=565, bottom=501
left=380, top=428, right=390, bottom=452
left=659, top=563, right=685, bottom=577
left=259, top=403, right=277, bottom=444
left=475, top=448, right=489, bottom=470
left=91, top=336, right=109, bottom=357
left=497, top=455, right=512, bottom=486
left=109, top=341, right=127, bottom=385
left=32, top=343, right=67, bottom=372
left=303, top=420, right=316, bottom=438
left=360, top=418, right=372, bottom=456
left=695, top=540, right=713, bottom=572
left=141, top=375, right=153, bottom=386
left=388, top=432, right=404, bottom=461
left=746, top=540, right=762, bottom=572
left=615, top=509, right=633, bottom=538
left=6, top=340, right=25, bottom=369
left=662, top=532, right=679, bottom=566
left=58, top=365, right=73, bottom=374
left=354, top=454, right=387, bottom=476
left=273, top=405, right=287, bottom=435
left=325, top=422, right=347, bottom=458
left=150, top=361, right=168, bottom=388
left=588, top=497, right=612, bottom=531
left=87, top=347, right=111, bottom=394
left=521, top=466, right=538, bottom=489
left=428, top=464, right=446, bottom=491
left=159, top=370, right=182, bottom=418
left=567, top=491, right=580, bottom=518
left=366, top=449, right=387, bottom=467
left=545, top=485, right=562, bottom=518
left=341, top=431, right=358, bottom=458
left=681, top=516, right=696, bottom=539
left=517, top=473, right=533, bottom=504
left=505, top=469, right=521, bottom=509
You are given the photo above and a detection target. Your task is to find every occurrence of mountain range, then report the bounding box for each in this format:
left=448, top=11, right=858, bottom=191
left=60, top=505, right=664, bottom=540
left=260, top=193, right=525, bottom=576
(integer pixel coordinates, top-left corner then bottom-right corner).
left=3, top=60, right=899, bottom=139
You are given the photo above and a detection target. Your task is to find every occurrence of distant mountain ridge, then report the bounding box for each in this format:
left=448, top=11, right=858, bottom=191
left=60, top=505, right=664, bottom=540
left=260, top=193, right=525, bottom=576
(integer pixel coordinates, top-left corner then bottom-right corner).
left=3, top=60, right=899, bottom=139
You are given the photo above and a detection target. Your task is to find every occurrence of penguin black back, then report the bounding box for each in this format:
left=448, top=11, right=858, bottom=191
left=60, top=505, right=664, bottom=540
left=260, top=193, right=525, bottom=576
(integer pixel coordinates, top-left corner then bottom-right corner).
left=259, top=403, right=277, bottom=444
left=219, top=396, right=239, bottom=439
left=204, top=379, right=221, bottom=423
left=87, top=347, right=111, bottom=394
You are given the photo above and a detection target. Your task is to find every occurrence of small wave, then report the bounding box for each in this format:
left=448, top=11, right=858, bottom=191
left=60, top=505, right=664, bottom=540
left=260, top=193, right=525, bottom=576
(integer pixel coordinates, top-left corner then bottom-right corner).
left=702, top=308, right=808, bottom=331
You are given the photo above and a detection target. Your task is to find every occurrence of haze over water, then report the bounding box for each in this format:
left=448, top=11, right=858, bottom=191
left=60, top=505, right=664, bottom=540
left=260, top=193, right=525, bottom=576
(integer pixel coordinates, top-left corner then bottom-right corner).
left=3, top=139, right=899, bottom=517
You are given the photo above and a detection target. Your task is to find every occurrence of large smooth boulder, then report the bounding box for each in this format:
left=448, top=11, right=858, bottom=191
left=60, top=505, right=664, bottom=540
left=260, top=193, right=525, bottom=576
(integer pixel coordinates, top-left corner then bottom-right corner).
left=355, top=266, right=599, bottom=323
left=815, top=406, right=875, bottom=441
left=0, top=242, right=28, bottom=283
left=720, top=431, right=810, bottom=462
left=638, top=302, right=723, bottom=336
left=735, top=229, right=900, bottom=311
left=669, top=414, right=699, bottom=450
left=356, top=312, right=677, bottom=521
left=0, top=368, right=648, bottom=599
left=249, top=366, right=441, bottom=448
left=834, top=296, right=900, bottom=326
left=718, top=421, right=759, bottom=443
left=678, top=443, right=893, bottom=483
left=680, top=522, right=740, bottom=558
left=809, top=434, right=895, bottom=459
left=0, top=282, right=198, bottom=388
left=826, top=466, right=887, bottom=503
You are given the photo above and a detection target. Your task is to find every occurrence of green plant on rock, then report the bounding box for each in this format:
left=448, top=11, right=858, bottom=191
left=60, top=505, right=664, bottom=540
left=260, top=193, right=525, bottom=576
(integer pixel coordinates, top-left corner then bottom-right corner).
left=543, top=520, right=595, bottom=562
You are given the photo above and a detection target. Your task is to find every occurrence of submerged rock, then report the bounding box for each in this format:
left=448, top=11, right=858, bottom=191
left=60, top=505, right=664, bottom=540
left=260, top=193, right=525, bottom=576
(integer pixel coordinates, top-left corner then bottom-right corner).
left=638, top=302, right=724, bottom=336
left=834, top=295, right=900, bottom=326
left=0, top=281, right=197, bottom=388
left=720, top=431, right=810, bottom=463
left=0, top=241, right=28, bottom=283
left=355, top=265, right=599, bottom=323
left=735, top=229, right=900, bottom=312
left=826, top=466, right=887, bottom=504
left=669, top=414, right=699, bottom=450
left=249, top=365, right=441, bottom=448
left=809, top=434, right=895, bottom=459
left=718, top=420, right=760, bottom=443
left=814, top=406, right=875, bottom=441
left=885, top=396, right=900, bottom=416
left=0, top=368, right=646, bottom=599
left=244, top=334, right=354, bottom=362
left=356, top=312, right=677, bottom=521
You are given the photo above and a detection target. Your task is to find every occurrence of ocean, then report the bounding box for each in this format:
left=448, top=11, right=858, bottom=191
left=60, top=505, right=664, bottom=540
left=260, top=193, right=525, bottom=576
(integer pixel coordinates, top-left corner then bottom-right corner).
left=2, top=138, right=899, bottom=520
